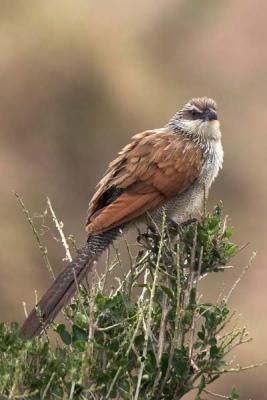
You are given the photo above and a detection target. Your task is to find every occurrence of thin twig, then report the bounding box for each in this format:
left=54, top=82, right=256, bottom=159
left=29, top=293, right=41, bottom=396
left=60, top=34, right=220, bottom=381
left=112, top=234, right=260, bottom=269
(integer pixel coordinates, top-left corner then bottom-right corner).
left=46, top=196, right=72, bottom=262
left=14, top=192, right=55, bottom=280
left=208, top=361, right=267, bottom=375
left=225, top=251, right=256, bottom=303
left=134, top=213, right=166, bottom=400
left=41, top=372, right=56, bottom=400
left=202, top=388, right=229, bottom=399
left=157, top=241, right=181, bottom=398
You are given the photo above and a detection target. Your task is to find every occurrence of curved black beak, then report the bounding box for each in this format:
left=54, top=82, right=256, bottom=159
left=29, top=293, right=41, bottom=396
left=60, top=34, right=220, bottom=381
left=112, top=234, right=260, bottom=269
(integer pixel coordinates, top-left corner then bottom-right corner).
left=202, top=108, right=218, bottom=121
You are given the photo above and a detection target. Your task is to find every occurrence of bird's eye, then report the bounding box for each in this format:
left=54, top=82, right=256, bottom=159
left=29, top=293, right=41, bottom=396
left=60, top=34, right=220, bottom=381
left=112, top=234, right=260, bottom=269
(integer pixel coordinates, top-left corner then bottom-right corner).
left=190, top=109, right=200, bottom=119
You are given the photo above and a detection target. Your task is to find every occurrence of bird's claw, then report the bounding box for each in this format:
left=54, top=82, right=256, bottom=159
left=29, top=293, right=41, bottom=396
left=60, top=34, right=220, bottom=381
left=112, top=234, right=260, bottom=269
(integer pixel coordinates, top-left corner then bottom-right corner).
left=168, top=218, right=198, bottom=233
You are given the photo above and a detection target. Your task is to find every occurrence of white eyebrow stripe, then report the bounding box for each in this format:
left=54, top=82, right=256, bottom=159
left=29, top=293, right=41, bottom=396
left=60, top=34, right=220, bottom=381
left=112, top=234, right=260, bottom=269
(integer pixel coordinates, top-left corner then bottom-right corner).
left=185, top=105, right=202, bottom=113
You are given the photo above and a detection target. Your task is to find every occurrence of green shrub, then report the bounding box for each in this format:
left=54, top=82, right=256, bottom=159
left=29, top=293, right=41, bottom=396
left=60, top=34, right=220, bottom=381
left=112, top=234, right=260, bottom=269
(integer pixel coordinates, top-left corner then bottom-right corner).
left=0, top=200, right=263, bottom=399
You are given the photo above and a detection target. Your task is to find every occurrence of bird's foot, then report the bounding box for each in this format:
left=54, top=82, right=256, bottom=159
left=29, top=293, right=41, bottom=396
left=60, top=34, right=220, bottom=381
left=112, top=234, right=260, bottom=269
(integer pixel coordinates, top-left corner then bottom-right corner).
left=179, top=218, right=198, bottom=229
left=168, top=218, right=198, bottom=234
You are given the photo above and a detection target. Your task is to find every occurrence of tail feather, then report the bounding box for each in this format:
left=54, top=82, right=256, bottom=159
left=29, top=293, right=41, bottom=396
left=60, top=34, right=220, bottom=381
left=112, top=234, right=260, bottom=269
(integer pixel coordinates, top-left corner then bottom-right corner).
left=19, top=228, right=120, bottom=339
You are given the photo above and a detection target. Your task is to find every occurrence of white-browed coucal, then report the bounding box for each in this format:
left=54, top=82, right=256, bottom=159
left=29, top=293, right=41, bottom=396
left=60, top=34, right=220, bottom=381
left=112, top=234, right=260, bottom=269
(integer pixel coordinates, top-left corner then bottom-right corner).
left=20, top=97, right=223, bottom=339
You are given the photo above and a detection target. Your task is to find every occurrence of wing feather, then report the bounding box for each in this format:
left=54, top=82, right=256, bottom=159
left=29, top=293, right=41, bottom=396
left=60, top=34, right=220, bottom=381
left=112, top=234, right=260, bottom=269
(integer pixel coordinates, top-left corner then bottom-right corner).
left=86, top=129, right=202, bottom=235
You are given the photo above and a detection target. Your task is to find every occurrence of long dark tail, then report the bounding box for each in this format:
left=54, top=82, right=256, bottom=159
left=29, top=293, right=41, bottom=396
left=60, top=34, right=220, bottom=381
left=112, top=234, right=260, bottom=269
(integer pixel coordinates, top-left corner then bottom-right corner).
left=19, top=228, right=120, bottom=340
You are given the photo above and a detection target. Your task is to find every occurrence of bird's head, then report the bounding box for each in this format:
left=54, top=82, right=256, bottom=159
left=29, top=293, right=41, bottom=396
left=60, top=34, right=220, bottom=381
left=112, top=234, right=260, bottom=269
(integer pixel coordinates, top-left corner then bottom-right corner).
left=169, top=97, right=221, bottom=141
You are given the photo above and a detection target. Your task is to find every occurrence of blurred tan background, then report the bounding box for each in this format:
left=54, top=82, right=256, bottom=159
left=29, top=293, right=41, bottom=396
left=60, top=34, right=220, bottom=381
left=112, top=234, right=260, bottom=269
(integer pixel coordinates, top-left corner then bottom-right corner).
left=1, top=0, right=267, bottom=398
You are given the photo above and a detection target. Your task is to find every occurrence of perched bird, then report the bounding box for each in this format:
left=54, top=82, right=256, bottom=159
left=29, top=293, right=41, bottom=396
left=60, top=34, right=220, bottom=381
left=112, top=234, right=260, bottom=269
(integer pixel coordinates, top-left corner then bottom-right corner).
left=20, top=97, right=223, bottom=339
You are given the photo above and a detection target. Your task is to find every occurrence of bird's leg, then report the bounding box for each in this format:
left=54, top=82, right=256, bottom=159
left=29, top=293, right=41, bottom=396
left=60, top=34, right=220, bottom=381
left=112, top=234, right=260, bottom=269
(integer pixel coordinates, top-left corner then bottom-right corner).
left=180, top=218, right=198, bottom=228
left=138, top=218, right=198, bottom=242
left=137, top=218, right=198, bottom=254
left=137, top=223, right=162, bottom=255
left=168, top=218, right=198, bottom=234
left=147, top=224, right=157, bottom=234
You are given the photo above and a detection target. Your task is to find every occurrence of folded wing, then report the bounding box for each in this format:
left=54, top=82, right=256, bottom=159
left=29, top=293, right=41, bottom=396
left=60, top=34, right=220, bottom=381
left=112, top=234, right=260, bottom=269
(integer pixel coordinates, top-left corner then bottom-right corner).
left=86, top=129, right=203, bottom=234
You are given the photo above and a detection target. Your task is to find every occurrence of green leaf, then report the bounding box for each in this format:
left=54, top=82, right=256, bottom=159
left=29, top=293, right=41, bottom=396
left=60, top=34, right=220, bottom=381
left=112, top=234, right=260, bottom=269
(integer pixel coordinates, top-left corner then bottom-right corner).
left=229, top=386, right=240, bottom=399
left=197, top=331, right=205, bottom=341
left=210, top=345, right=221, bottom=359
left=72, top=324, right=88, bottom=342
left=226, top=243, right=238, bottom=257
left=224, top=226, right=234, bottom=239
left=56, top=324, right=71, bottom=345
left=208, top=337, right=217, bottom=346
left=182, top=310, right=193, bottom=326
left=160, top=285, right=175, bottom=300
left=208, top=216, right=220, bottom=231
left=173, top=348, right=189, bottom=376
left=134, top=283, right=151, bottom=292
left=74, top=311, right=88, bottom=329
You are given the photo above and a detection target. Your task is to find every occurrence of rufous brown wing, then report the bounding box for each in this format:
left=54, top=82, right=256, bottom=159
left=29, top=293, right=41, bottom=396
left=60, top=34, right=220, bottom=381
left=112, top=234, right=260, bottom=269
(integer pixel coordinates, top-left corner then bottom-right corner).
left=86, top=129, right=203, bottom=234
